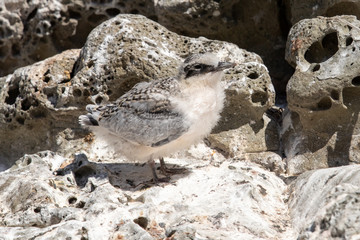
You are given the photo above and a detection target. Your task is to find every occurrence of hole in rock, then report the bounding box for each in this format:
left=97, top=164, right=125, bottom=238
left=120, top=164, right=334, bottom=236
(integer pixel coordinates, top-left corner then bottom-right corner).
left=73, top=88, right=82, bottom=97
left=95, top=96, right=103, bottom=104
left=21, top=98, right=32, bottom=111
left=251, top=91, right=267, bottom=105
left=34, top=207, right=41, bottom=213
left=346, top=37, right=353, bottom=46
left=305, top=32, right=339, bottom=63
left=68, top=197, right=77, bottom=204
left=105, top=8, right=120, bottom=16
left=76, top=201, right=85, bottom=208
left=330, top=90, right=339, bottom=100
left=44, top=76, right=51, bottom=83
left=352, top=76, right=360, bottom=86
left=5, top=87, right=20, bottom=105
left=312, top=64, right=320, bottom=72
left=133, top=217, right=148, bottom=229
left=247, top=72, right=259, bottom=79
left=317, top=96, right=332, bottom=110
left=16, top=117, right=25, bottom=125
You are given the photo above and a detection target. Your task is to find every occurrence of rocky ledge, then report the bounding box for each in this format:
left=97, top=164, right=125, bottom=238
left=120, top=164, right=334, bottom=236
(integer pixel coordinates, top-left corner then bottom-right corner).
left=1, top=2, right=360, bottom=240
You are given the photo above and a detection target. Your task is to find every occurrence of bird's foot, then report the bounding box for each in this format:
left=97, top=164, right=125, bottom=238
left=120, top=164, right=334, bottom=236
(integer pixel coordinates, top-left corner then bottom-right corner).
left=159, top=158, right=186, bottom=176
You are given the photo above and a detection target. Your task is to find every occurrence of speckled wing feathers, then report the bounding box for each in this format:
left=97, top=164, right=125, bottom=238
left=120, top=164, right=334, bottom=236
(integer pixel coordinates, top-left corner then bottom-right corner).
left=86, top=77, right=189, bottom=147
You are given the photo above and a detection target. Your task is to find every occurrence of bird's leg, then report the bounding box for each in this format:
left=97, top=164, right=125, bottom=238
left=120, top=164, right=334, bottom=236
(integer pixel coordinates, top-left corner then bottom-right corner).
left=159, top=157, right=186, bottom=175
left=147, top=159, right=170, bottom=183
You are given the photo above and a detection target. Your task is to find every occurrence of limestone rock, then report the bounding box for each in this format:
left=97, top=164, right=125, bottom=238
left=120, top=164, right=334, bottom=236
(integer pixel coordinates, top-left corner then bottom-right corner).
left=0, top=14, right=276, bottom=168
left=289, top=165, right=360, bottom=239
left=283, top=15, right=360, bottom=174
left=72, top=14, right=276, bottom=159
left=0, top=49, right=86, bottom=167
left=0, top=0, right=285, bottom=84
left=0, top=150, right=294, bottom=239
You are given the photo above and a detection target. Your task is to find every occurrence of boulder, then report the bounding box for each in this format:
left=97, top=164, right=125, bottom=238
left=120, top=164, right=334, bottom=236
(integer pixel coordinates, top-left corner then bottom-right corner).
left=283, top=15, right=360, bottom=174
left=0, top=14, right=276, bottom=169
left=0, top=0, right=288, bottom=98
left=289, top=165, right=360, bottom=239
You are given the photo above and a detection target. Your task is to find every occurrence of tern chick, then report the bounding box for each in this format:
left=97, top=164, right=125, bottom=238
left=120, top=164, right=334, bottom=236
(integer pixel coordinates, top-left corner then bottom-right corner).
left=79, top=53, right=235, bottom=182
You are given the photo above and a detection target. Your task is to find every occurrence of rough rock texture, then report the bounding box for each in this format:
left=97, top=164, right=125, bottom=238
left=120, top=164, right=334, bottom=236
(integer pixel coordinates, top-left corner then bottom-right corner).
left=289, top=165, right=360, bottom=239
left=283, top=15, right=360, bottom=174
left=0, top=49, right=84, bottom=169
left=0, top=0, right=289, bottom=97
left=0, top=149, right=294, bottom=240
left=285, top=0, right=360, bottom=26
left=0, top=14, right=276, bottom=169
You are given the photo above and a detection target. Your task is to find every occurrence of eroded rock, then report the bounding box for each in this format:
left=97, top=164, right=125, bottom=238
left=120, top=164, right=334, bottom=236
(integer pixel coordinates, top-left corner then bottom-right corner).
left=0, top=49, right=87, bottom=167
left=283, top=15, right=360, bottom=174
left=289, top=165, right=360, bottom=239
left=73, top=14, right=276, bottom=162
left=0, top=150, right=294, bottom=239
left=0, top=14, right=276, bottom=169
left=0, top=0, right=286, bottom=84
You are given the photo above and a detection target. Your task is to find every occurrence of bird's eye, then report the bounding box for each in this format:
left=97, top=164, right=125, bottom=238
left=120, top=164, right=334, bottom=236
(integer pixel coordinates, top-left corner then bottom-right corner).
left=193, top=64, right=203, bottom=70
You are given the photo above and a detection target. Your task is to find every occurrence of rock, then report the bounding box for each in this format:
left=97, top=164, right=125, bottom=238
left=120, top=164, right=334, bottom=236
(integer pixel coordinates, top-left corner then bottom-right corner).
left=0, top=150, right=294, bottom=239
left=283, top=15, right=360, bottom=174
left=284, top=0, right=360, bottom=26
left=289, top=165, right=360, bottom=239
left=0, top=14, right=276, bottom=168
left=0, top=0, right=287, bottom=85
left=0, top=49, right=87, bottom=167
left=207, top=113, right=284, bottom=173
left=73, top=14, right=275, bottom=155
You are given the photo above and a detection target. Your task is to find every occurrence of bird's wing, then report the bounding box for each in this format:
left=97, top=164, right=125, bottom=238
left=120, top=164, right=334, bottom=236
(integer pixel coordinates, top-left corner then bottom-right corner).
left=90, top=79, right=189, bottom=147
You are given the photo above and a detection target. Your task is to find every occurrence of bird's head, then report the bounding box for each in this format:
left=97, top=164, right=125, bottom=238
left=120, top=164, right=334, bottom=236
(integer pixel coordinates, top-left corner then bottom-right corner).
left=178, top=53, right=235, bottom=82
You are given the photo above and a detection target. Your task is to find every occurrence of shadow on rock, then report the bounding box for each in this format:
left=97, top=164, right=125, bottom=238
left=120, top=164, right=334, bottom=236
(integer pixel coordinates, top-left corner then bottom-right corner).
left=54, top=153, right=191, bottom=191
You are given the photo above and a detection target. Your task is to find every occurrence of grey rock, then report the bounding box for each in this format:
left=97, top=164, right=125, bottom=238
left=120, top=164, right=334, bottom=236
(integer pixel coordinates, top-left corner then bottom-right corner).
left=283, top=15, right=360, bottom=174
left=289, top=165, right=360, bottom=239
left=0, top=49, right=85, bottom=166
left=0, top=14, right=276, bottom=168
left=73, top=14, right=275, bottom=157
left=0, top=150, right=294, bottom=239
left=0, top=0, right=286, bottom=83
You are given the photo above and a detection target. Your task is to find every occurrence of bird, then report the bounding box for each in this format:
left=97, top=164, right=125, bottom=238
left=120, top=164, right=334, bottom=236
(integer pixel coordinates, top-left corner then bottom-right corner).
left=79, top=52, right=235, bottom=182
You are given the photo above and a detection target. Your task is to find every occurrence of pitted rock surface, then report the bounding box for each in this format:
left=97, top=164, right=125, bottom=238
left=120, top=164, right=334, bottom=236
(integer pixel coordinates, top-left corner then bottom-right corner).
left=283, top=15, right=360, bottom=174
left=0, top=150, right=294, bottom=239
left=0, top=14, right=275, bottom=169
left=0, top=0, right=287, bottom=96
left=0, top=49, right=84, bottom=168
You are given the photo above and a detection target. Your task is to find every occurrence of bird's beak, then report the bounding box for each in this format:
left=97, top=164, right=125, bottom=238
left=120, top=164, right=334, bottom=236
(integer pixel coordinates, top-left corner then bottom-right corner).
left=216, top=62, right=236, bottom=71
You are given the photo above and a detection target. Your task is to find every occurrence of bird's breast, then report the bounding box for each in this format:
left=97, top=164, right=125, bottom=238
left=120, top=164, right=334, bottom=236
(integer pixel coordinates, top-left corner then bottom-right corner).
left=171, top=81, right=225, bottom=138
